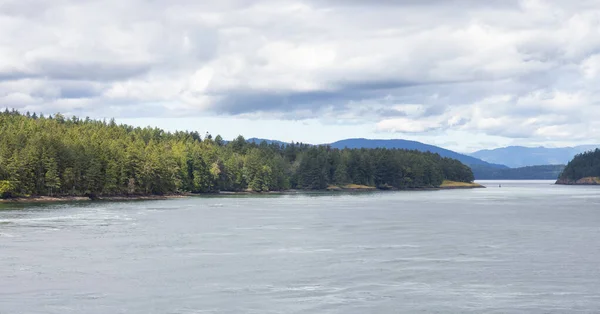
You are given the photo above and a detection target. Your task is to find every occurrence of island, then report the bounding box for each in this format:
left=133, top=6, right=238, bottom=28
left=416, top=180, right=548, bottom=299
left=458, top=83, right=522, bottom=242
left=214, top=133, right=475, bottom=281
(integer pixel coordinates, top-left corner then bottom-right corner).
left=555, top=149, right=600, bottom=185
left=0, top=110, right=481, bottom=202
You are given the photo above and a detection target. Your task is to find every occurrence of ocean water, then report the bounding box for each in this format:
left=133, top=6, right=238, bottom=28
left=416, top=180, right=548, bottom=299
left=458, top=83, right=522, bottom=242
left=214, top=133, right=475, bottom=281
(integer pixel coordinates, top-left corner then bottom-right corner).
left=1, top=181, right=600, bottom=313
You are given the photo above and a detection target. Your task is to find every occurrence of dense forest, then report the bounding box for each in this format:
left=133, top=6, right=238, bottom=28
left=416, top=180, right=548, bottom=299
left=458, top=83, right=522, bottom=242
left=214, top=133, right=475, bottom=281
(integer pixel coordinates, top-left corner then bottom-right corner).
left=556, top=149, right=600, bottom=184
left=0, top=110, right=474, bottom=198
left=471, top=164, right=565, bottom=180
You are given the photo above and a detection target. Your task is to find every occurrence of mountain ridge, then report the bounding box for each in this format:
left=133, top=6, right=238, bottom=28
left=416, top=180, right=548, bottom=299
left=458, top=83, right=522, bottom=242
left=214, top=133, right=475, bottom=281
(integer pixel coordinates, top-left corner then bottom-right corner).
left=247, top=137, right=507, bottom=169
left=329, top=138, right=507, bottom=169
left=245, top=137, right=596, bottom=180
left=472, top=164, right=565, bottom=180
left=471, top=145, right=600, bottom=168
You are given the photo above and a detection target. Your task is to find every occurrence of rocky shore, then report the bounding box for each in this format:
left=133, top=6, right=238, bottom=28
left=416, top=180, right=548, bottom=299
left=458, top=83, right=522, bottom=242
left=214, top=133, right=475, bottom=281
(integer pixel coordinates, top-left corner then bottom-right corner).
left=555, top=177, right=600, bottom=185
left=0, top=194, right=190, bottom=203
left=1, top=181, right=485, bottom=203
left=438, top=180, right=485, bottom=189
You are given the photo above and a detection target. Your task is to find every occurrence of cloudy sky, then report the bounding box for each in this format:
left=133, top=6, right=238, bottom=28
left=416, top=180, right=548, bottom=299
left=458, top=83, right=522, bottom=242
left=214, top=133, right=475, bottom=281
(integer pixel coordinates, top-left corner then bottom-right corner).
left=1, top=0, right=600, bottom=152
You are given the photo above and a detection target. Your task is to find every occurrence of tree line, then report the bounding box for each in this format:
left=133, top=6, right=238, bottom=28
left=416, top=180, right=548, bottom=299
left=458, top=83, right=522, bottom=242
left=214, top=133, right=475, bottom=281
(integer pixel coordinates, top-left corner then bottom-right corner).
left=558, top=149, right=600, bottom=181
left=0, top=110, right=474, bottom=198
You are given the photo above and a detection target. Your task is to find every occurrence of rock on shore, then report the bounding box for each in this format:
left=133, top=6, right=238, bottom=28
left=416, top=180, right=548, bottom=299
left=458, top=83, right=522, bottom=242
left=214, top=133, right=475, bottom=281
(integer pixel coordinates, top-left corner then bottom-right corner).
left=556, top=177, right=600, bottom=185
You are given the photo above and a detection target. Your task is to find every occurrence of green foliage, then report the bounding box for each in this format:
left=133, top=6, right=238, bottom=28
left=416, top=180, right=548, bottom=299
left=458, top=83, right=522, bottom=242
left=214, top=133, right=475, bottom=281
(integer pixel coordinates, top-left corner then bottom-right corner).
left=44, top=157, right=60, bottom=196
left=214, top=135, right=224, bottom=146
left=559, top=149, right=600, bottom=180
left=0, top=110, right=475, bottom=196
left=0, top=180, right=17, bottom=198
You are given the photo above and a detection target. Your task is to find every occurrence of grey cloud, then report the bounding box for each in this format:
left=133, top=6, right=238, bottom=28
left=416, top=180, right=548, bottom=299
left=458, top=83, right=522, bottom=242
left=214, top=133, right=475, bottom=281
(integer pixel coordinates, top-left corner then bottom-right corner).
left=337, top=80, right=420, bottom=92
left=212, top=81, right=427, bottom=116
left=210, top=76, right=503, bottom=118
left=372, top=108, right=407, bottom=118
left=0, top=71, right=33, bottom=82
left=310, top=0, right=521, bottom=8
left=2, top=0, right=600, bottom=143
left=56, top=82, right=104, bottom=99
left=213, top=90, right=349, bottom=115
left=33, top=60, right=152, bottom=82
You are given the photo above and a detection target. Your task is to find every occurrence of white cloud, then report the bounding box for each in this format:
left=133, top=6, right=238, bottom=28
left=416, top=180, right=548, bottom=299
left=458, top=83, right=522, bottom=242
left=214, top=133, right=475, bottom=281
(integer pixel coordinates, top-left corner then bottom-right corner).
left=2, top=0, right=600, bottom=147
left=377, top=117, right=443, bottom=133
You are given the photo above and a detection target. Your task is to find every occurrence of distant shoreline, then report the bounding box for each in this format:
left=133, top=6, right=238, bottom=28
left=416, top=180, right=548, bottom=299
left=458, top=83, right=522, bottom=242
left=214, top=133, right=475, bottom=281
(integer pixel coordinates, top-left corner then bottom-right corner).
left=0, top=183, right=484, bottom=204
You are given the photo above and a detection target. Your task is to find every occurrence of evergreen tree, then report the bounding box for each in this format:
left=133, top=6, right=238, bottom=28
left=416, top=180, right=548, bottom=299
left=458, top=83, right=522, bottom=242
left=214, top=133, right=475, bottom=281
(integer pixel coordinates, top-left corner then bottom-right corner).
left=214, top=135, right=224, bottom=146
left=44, top=158, right=61, bottom=196
left=0, top=110, right=475, bottom=198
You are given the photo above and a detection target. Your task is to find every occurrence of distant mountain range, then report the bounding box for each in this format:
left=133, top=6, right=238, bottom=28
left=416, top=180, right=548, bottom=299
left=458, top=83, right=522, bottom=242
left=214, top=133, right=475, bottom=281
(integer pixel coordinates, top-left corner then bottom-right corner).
left=471, top=164, right=565, bottom=180
left=329, top=138, right=507, bottom=169
left=246, top=137, right=598, bottom=180
left=470, top=145, right=599, bottom=168
left=247, top=138, right=291, bottom=146
left=248, top=137, right=507, bottom=169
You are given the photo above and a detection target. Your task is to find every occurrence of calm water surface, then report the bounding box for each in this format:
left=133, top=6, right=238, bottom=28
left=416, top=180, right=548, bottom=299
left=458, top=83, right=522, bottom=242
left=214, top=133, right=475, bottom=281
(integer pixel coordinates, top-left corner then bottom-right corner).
left=1, top=181, right=600, bottom=313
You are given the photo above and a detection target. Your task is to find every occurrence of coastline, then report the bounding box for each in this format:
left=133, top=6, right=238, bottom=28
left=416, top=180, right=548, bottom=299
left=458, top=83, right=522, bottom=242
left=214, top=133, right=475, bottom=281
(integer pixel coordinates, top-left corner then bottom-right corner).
left=0, top=194, right=190, bottom=203
left=438, top=180, right=485, bottom=189
left=555, top=177, right=600, bottom=185
left=1, top=182, right=485, bottom=204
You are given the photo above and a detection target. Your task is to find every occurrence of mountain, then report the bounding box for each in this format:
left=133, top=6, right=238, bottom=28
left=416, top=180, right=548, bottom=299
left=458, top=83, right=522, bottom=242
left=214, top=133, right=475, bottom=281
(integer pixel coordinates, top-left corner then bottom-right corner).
left=329, top=138, right=507, bottom=169
left=471, top=145, right=599, bottom=168
left=471, top=164, right=565, bottom=180
left=246, top=138, right=293, bottom=146
left=245, top=137, right=569, bottom=180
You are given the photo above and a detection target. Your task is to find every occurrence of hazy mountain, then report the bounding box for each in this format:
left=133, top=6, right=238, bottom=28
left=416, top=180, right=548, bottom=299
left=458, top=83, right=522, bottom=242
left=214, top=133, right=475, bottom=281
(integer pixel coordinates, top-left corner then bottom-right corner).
left=245, top=137, right=572, bottom=179
left=329, top=138, right=507, bottom=168
left=470, top=145, right=600, bottom=168
left=246, top=138, right=294, bottom=146
left=471, top=164, right=565, bottom=180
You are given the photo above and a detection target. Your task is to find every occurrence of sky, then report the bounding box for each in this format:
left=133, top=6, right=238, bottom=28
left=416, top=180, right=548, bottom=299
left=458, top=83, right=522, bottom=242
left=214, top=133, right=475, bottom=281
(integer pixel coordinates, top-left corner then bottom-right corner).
left=1, top=0, right=600, bottom=153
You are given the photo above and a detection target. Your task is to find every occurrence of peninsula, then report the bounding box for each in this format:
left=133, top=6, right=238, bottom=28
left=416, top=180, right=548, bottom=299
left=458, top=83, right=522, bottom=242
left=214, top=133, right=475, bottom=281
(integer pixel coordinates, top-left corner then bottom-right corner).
left=555, top=149, right=600, bottom=185
left=0, top=111, right=480, bottom=201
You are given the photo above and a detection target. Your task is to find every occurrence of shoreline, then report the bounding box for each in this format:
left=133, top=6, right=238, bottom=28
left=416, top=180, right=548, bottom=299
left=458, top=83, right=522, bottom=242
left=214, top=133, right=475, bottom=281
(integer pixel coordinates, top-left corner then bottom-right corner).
left=555, top=176, right=600, bottom=185
left=438, top=180, right=485, bottom=190
left=0, top=194, right=190, bottom=204
left=1, top=183, right=485, bottom=203
left=437, top=185, right=485, bottom=190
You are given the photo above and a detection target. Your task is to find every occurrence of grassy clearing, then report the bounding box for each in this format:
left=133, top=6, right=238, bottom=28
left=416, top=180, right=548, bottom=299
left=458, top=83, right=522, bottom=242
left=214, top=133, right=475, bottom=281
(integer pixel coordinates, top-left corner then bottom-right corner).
left=576, top=177, right=600, bottom=184
left=342, top=184, right=377, bottom=190
left=326, top=184, right=376, bottom=190
left=440, top=180, right=483, bottom=188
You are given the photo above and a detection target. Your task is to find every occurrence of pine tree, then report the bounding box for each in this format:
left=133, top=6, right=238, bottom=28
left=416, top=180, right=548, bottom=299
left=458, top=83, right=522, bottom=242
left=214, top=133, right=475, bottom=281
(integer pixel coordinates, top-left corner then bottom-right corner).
left=44, top=158, right=61, bottom=196
left=214, top=135, right=224, bottom=146
left=0, top=111, right=475, bottom=197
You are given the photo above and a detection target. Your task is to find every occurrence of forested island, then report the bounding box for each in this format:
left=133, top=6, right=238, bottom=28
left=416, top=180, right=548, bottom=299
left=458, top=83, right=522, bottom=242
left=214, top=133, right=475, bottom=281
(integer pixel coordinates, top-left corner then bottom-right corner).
left=0, top=110, right=477, bottom=200
left=556, top=149, right=600, bottom=185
